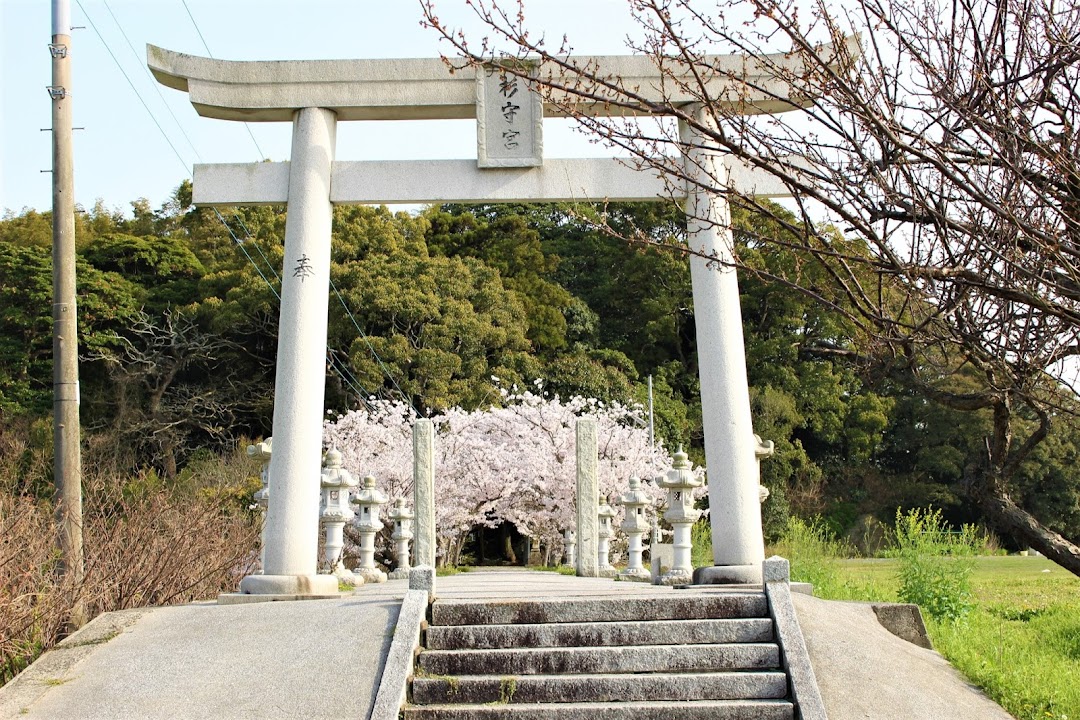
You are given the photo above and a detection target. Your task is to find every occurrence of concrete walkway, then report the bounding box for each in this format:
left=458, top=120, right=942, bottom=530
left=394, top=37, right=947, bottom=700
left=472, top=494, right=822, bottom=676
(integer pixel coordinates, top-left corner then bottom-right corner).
left=0, top=570, right=1015, bottom=720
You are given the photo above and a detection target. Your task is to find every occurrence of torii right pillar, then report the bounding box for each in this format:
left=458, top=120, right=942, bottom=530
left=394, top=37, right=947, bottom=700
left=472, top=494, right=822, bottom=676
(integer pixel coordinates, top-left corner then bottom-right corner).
left=682, top=107, right=765, bottom=585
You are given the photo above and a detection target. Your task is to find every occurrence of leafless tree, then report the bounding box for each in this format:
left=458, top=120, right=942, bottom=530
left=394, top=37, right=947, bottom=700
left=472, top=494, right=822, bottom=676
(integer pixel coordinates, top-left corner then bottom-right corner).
left=91, top=309, right=250, bottom=478
left=421, top=0, right=1080, bottom=573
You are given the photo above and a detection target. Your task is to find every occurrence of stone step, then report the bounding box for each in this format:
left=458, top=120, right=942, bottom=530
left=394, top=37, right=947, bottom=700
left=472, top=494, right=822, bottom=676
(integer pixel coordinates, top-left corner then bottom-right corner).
left=430, top=593, right=767, bottom=626
left=417, top=642, right=780, bottom=676
left=402, top=699, right=795, bottom=719
left=425, top=617, right=774, bottom=650
left=411, top=671, right=789, bottom=705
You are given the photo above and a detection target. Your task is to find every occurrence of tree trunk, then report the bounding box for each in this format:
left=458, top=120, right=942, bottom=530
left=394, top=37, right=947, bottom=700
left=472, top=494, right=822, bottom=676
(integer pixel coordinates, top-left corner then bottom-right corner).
left=981, top=491, right=1080, bottom=577
left=501, top=523, right=517, bottom=565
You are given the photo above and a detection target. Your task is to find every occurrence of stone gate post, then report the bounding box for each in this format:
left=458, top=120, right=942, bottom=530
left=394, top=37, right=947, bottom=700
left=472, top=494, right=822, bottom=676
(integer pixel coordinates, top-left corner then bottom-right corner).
left=682, top=107, right=766, bottom=584
left=240, top=107, right=339, bottom=596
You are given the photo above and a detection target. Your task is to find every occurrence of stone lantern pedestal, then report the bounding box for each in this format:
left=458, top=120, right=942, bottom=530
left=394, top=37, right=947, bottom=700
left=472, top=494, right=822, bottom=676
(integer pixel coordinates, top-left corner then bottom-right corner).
left=563, top=528, right=577, bottom=568
left=660, top=448, right=702, bottom=585
left=352, top=475, right=389, bottom=583
left=597, top=496, right=618, bottom=578
left=320, top=449, right=361, bottom=587
left=246, top=438, right=272, bottom=573
left=387, top=498, right=414, bottom=580
left=618, top=477, right=651, bottom=582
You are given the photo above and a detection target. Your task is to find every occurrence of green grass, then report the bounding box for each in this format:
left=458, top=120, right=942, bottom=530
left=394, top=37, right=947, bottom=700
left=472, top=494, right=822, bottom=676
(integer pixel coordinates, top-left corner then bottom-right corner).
left=825, top=556, right=1080, bottom=720
left=528, top=565, right=577, bottom=576
left=435, top=566, right=471, bottom=576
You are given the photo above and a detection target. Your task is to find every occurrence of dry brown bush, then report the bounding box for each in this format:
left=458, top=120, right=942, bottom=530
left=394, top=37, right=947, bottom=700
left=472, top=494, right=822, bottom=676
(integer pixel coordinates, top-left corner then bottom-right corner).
left=0, top=474, right=259, bottom=685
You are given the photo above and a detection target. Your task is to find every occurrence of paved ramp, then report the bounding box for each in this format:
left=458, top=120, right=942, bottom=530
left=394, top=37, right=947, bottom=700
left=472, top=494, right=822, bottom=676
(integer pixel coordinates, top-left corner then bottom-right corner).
left=0, top=584, right=405, bottom=720
left=0, top=570, right=1015, bottom=720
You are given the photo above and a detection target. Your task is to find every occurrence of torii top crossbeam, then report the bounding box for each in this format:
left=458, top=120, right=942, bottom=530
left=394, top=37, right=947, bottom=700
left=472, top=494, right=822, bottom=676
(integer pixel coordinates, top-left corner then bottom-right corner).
left=148, top=44, right=820, bottom=122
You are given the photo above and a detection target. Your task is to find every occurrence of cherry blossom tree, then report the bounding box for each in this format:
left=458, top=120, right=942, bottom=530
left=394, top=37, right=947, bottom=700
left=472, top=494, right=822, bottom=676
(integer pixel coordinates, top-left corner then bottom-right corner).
left=322, top=382, right=697, bottom=566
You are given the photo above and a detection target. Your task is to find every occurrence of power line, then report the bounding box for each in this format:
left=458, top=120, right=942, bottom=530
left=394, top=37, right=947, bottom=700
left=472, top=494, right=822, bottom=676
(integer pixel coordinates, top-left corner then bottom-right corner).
left=172, top=0, right=414, bottom=414
left=101, top=0, right=202, bottom=162
left=74, top=1, right=377, bottom=409
left=179, top=0, right=267, bottom=161
left=211, top=209, right=280, bottom=298
left=75, top=0, right=190, bottom=175
left=83, top=0, right=407, bottom=414
left=330, top=277, right=417, bottom=411
left=179, top=0, right=213, bottom=60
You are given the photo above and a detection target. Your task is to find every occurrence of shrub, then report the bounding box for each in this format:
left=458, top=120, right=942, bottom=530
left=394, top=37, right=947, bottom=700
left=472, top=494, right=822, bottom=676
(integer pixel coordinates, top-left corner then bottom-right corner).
left=0, top=473, right=259, bottom=686
left=773, top=516, right=853, bottom=596
left=890, top=507, right=979, bottom=622
left=691, top=520, right=712, bottom=568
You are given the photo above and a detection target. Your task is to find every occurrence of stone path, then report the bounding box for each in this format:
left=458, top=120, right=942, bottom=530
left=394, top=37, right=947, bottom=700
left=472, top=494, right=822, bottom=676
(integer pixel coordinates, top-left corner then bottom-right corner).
left=0, top=571, right=1015, bottom=720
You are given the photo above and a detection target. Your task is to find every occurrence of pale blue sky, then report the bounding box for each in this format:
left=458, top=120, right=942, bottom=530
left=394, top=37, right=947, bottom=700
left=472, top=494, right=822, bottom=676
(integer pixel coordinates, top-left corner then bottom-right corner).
left=0, top=0, right=641, bottom=215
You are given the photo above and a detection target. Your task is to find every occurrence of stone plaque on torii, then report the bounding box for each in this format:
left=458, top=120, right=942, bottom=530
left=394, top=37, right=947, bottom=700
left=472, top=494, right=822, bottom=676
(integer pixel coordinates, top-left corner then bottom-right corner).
left=148, top=44, right=807, bottom=595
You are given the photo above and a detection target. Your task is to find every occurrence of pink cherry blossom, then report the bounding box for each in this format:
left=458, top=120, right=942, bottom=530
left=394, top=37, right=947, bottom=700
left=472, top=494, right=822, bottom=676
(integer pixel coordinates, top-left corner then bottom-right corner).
left=323, top=382, right=704, bottom=567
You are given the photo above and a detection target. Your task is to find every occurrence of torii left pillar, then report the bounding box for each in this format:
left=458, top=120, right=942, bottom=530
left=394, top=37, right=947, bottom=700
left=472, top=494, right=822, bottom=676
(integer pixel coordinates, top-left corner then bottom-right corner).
left=239, top=108, right=339, bottom=596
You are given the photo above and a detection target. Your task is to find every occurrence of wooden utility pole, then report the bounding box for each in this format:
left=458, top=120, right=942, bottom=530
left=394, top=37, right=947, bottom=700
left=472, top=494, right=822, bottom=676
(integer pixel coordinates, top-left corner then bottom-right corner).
left=50, top=0, right=85, bottom=629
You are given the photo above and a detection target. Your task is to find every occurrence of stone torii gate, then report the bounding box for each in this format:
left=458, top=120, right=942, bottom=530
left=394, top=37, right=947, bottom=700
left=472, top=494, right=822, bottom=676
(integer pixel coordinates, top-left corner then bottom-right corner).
left=149, top=45, right=801, bottom=595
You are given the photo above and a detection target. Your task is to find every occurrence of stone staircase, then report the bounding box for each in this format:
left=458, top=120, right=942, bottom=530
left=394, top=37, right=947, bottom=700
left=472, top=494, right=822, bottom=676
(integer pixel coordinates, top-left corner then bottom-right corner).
left=402, top=592, right=795, bottom=719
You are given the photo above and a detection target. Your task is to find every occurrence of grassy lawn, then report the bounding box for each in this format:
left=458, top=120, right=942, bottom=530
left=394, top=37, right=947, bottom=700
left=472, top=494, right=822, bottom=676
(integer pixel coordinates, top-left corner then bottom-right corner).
left=828, top=556, right=1080, bottom=720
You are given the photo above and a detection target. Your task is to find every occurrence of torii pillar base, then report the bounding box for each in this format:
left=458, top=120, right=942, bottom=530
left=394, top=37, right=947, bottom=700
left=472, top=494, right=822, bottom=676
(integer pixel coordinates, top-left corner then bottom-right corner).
left=239, top=574, right=340, bottom=596
left=692, top=564, right=762, bottom=585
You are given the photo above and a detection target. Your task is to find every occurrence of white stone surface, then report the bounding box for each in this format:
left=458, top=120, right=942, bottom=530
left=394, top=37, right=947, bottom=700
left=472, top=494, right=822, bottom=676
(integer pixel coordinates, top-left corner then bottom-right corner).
left=148, top=43, right=857, bottom=122
left=193, top=161, right=290, bottom=206
left=618, top=477, right=651, bottom=581
left=660, top=449, right=703, bottom=585
left=246, top=438, right=272, bottom=572
left=682, top=109, right=765, bottom=584
left=388, top=498, right=415, bottom=580
left=240, top=107, right=338, bottom=596
left=477, top=63, right=543, bottom=167
left=353, top=475, right=389, bottom=584
left=563, top=528, right=577, bottom=567
left=333, top=158, right=665, bottom=205
left=596, top=496, right=618, bottom=578
left=192, top=157, right=796, bottom=208
left=575, top=418, right=599, bottom=578
left=320, top=449, right=360, bottom=585
left=413, top=419, right=437, bottom=568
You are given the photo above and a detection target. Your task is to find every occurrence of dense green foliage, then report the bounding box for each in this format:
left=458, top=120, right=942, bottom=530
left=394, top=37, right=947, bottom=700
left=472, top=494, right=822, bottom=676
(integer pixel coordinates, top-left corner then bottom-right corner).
left=2, top=188, right=1079, bottom=546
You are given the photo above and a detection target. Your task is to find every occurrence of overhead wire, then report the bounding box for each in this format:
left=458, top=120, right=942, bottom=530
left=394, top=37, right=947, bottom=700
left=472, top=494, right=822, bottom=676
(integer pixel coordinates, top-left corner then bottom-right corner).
left=74, top=0, right=377, bottom=410
left=101, top=0, right=202, bottom=163
left=75, top=0, right=189, bottom=174
left=78, top=1, right=282, bottom=293
left=179, top=0, right=267, bottom=161
left=101, top=0, right=282, bottom=288
left=177, top=0, right=411, bottom=414
left=329, top=278, right=415, bottom=408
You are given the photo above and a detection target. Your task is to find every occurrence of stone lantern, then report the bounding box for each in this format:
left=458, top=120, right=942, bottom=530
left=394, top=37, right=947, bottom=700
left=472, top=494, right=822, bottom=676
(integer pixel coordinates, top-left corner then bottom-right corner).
left=352, top=474, right=389, bottom=583
left=246, top=438, right=272, bottom=573
left=387, top=498, right=414, bottom=580
left=563, top=528, right=577, bottom=567
left=597, top=495, right=618, bottom=578
left=320, top=449, right=361, bottom=587
left=617, top=476, right=651, bottom=581
left=660, top=447, right=702, bottom=585
left=755, top=434, right=775, bottom=505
